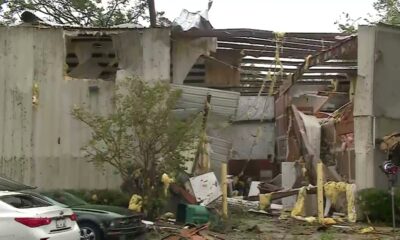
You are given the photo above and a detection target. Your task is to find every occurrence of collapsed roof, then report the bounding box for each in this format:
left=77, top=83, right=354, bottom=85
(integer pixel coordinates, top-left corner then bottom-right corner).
left=174, top=28, right=357, bottom=95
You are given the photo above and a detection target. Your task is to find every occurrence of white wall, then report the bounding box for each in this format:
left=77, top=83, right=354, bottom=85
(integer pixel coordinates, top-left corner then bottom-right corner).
left=355, top=25, right=400, bottom=189
left=0, top=27, right=172, bottom=190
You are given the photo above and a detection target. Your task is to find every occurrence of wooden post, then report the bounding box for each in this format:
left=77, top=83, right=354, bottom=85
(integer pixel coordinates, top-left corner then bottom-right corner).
left=317, top=162, right=324, bottom=222
left=347, top=150, right=352, bottom=180
left=221, top=163, right=228, bottom=218
left=192, top=95, right=212, bottom=174
left=349, top=76, right=356, bottom=102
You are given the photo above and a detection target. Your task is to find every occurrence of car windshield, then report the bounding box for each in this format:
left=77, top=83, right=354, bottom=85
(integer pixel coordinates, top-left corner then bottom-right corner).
left=42, top=191, right=88, bottom=207
left=0, top=194, right=52, bottom=209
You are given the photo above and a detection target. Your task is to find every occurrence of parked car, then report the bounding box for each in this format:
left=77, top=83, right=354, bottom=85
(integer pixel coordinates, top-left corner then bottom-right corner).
left=28, top=190, right=146, bottom=240
left=0, top=191, right=80, bottom=240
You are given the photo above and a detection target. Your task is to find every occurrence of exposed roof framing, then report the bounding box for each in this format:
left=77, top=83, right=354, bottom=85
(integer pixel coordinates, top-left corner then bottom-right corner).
left=173, top=28, right=346, bottom=42
left=283, top=35, right=358, bottom=94
left=177, top=28, right=358, bottom=95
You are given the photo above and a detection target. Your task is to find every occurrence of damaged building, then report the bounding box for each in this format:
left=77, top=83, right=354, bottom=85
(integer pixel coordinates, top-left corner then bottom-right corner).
left=174, top=23, right=400, bottom=194
left=0, top=17, right=273, bottom=189
left=0, top=25, right=173, bottom=189
left=1, top=9, right=400, bottom=200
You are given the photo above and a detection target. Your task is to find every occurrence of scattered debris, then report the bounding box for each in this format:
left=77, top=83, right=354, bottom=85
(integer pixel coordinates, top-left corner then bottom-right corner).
left=258, top=182, right=283, bottom=193
left=189, top=172, right=222, bottom=206
left=177, top=204, right=210, bottom=225
left=128, top=194, right=142, bottom=212
left=358, top=226, right=375, bottom=234
left=162, top=224, right=225, bottom=240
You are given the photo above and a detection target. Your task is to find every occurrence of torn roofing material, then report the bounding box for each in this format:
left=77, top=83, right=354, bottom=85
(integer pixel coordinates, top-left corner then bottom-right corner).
left=172, top=84, right=240, bottom=118
left=172, top=9, right=213, bottom=32
left=235, top=96, right=274, bottom=121
left=175, top=28, right=357, bottom=95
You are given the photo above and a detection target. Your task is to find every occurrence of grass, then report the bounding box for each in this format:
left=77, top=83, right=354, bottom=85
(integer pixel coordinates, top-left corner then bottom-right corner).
left=320, top=232, right=335, bottom=240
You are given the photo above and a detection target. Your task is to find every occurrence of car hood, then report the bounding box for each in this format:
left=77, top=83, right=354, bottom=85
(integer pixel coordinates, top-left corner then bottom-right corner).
left=0, top=176, right=35, bottom=191
left=72, top=204, right=141, bottom=217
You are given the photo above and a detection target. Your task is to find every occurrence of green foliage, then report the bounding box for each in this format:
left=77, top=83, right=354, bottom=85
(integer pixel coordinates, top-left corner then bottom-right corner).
left=334, top=13, right=363, bottom=34
left=374, top=0, right=400, bottom=25
left=320, top=232, right=335, bottom=240
left=72, top=78, right=202, bottom=218
left=336, top=0, right=400, bottom=33
left=0, top=0, right=171, bottom=27
left=357, top=188, right=400, bottom=223
left=65, top=189, right=131, bottom=207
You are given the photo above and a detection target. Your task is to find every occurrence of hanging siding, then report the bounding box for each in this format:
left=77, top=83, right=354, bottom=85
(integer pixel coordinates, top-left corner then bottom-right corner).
left=235, top=96, right=274, bottom=121
left=173, top=84, right=240, bottom=118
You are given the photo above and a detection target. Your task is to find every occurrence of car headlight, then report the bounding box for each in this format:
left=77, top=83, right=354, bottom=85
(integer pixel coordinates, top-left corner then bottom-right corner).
left=108, top=220, right=117, bottom=228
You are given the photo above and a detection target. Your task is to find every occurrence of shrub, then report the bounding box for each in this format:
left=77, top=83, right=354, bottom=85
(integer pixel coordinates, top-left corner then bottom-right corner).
left=357, top=188, right=400, bottom=223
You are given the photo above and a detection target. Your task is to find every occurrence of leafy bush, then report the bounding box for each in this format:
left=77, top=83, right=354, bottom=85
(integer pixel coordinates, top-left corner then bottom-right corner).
left=64, top=189, right=131, bottom=208
left=72, top=78, right=202, bottom=219
left=357, top=188, right=400, bottom=223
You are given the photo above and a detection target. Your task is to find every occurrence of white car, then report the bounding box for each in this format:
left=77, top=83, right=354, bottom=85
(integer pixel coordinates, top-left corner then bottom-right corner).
left=0, top=191, right=80, bottom=240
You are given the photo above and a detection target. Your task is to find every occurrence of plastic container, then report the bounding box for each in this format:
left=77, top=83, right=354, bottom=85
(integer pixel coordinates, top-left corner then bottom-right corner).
left=176, top=203, right=209, bottom=225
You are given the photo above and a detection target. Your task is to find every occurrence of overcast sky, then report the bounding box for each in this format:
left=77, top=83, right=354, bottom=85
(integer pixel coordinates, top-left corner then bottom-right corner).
left=156, top=0, right=376, bottom=32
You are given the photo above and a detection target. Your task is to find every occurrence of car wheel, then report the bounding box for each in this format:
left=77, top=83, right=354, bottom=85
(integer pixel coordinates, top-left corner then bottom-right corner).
left=79, top=222, right=102, bottom=240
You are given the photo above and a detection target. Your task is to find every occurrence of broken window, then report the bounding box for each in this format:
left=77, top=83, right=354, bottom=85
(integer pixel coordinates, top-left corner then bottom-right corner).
left=65, top=34, right=118, bottom=81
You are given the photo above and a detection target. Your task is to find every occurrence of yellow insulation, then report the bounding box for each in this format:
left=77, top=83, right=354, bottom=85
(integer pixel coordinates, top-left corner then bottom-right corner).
left=359, top=226, right=375, bottom=234
left=32, top=83, right=40, bottom=107
left=291, top=187, right=307, bottom=217
left=304, top=55, right=312, bottom=70
left=346, top=183, right=357, bottom=223
left=320, top=217, right=337, bottom=225
left=324, top=181, right=357, bottom=223
left=128, top=194, right=143, bottom=212
left=290, top=182, right=357, bottom=224
left=161, top=173, right=174, bottom=196
left=324, top=181, right=347, bottom=205
left=259, top=193, right=272, bottom=210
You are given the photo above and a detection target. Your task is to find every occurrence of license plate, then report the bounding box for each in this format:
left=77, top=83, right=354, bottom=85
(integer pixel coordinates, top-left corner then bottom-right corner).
left=55, top=218, right=67, bottom=229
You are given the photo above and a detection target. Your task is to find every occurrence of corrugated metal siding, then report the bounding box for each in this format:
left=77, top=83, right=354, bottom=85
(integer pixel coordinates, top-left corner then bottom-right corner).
left=208, top=136, right=231, bottom=179
left=235, top=96, right=274, bottom=121
left=208, top=136, right=231, bottom=164
left=173, top=84, right=240, bottom=118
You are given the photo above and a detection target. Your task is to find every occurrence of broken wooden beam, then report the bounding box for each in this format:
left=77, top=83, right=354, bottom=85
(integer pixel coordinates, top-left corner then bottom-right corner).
left=282, top=35, right=357, bottom=94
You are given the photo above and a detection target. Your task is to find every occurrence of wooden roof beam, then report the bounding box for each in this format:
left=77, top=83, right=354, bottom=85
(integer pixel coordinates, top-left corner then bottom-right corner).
left=241, top=65, right=357, bottom=74
left=218, top=37, right=327, bottom=51
left=173, top=28, right=348, bottom=42
left=218, top=42, right=315, bottom=54
left=282, top=35, right=358, bottom=94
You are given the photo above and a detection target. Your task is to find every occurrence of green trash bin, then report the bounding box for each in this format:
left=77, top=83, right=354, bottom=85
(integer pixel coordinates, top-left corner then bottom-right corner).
left=176, top=203, right=209, bottom=225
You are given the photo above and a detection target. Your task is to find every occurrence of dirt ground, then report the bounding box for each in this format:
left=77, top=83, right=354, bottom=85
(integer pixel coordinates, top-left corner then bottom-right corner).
left=145, top=212, right=400, bottom=240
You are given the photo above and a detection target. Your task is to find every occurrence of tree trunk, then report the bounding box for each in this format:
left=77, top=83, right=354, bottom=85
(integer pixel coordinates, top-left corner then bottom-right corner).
left=147, top=0, right=157, bottom=27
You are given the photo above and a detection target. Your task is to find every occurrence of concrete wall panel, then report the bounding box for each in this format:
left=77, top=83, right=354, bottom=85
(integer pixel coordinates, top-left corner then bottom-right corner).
left=373, top=26, right=400, bottom=118
left=113, top=28, right=171, bottom=83
left=355, top=25, right=400, bottom=189
left=0, top=27, right=122, bottom=189
left=0, top=27, right=35, bottom=183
